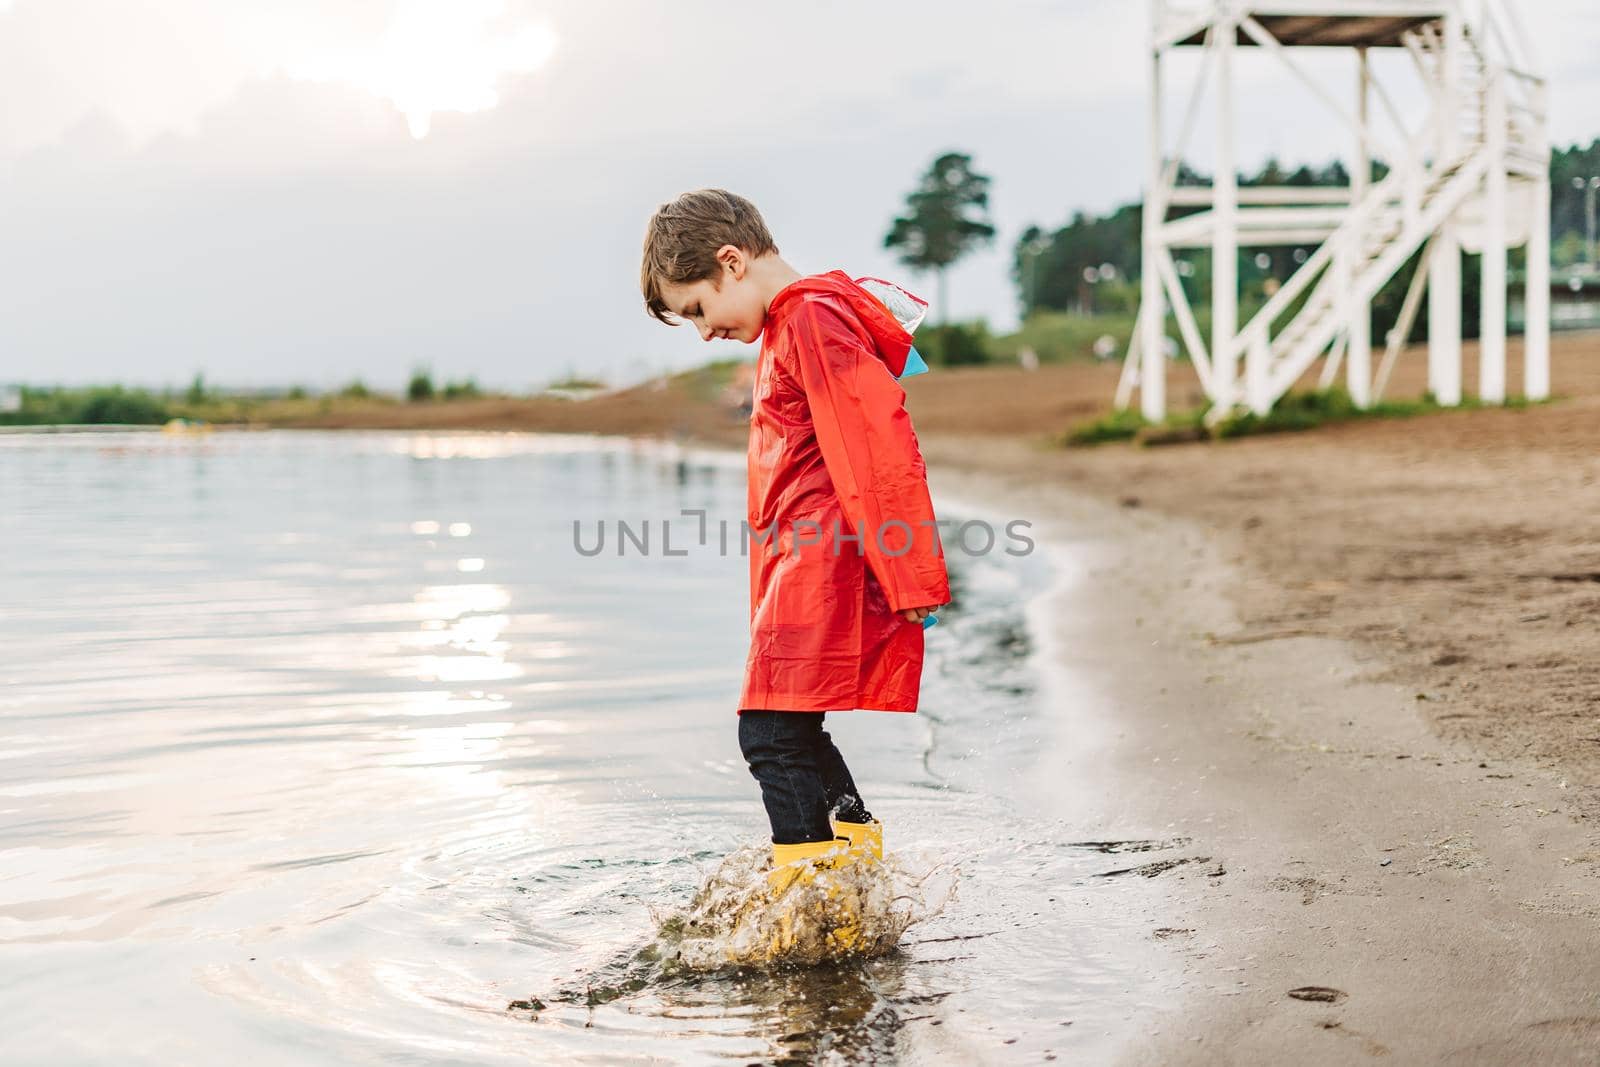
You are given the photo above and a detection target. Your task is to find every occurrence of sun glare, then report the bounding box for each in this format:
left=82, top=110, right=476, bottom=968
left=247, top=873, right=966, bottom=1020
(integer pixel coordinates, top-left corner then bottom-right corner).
left=291, top=0, right=556, bottom=140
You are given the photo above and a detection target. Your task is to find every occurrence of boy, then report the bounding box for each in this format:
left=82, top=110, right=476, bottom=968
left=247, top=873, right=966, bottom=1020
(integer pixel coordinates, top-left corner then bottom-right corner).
left=639, top=189, right=950, bottom=900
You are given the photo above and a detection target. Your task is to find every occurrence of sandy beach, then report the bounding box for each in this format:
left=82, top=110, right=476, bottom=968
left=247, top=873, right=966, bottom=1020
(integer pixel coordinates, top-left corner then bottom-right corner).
left=264, top=332, right=1600, bottom=1060
left=926, top=440, right=1600, bottom=1063
left=925, top=336, right=1600, bottom=1060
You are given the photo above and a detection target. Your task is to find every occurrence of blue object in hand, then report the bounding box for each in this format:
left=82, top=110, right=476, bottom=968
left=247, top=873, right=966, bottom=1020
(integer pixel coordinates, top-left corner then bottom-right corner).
left=922, top=614, right=938, bottom=630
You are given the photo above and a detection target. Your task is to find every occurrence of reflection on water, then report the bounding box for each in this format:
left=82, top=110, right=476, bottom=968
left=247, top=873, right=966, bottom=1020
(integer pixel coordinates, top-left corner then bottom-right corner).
left=0, top=430, right=1175, bottom=1065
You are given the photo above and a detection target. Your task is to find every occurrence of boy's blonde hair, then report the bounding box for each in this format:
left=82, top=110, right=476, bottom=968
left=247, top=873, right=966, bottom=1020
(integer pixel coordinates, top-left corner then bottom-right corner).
left=640, top=189, right=779, bottom=324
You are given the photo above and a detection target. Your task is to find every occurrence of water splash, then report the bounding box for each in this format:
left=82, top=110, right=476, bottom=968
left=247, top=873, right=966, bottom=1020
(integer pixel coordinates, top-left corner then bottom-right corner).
left=652, top=845, right=958, bottom=971
left=503, top=846, right=958, bottom=1027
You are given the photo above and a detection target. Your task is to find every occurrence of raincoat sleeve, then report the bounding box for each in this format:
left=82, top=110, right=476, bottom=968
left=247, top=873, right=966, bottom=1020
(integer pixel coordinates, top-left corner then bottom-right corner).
left=788, top=300, right=951, bottom=613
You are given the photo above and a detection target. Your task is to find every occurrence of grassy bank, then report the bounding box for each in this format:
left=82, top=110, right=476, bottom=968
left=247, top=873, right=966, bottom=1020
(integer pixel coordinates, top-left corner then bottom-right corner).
left=989, top=309, right=1140, bottom=364
left=1064, top=388, right=1536, bottom=447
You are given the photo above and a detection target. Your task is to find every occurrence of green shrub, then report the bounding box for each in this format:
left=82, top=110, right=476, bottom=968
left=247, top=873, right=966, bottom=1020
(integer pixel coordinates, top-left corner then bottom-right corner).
left=1212, top=388, right=1455, bottom=439
left=1064, top=408, right=1146, bottom=445
left=545, top=375, right=608, bottom=392
left=1062, top=387, right=1524, bottom=448
left=0, top=386, right=171, bottom=426
left=407, top=368, right=435, bottom=402
left=77, top=386, right=169, bottom=424
left=918, top=321, right=992, bottom=365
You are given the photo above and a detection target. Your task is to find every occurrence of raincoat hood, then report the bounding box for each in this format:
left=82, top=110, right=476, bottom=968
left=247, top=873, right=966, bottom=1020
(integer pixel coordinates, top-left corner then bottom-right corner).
left=766, top=270, right=922, bottom=379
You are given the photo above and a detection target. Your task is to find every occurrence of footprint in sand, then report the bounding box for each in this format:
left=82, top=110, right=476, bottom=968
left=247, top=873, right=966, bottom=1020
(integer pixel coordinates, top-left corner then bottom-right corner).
left=1288, top=986, right=1347, bottom=1003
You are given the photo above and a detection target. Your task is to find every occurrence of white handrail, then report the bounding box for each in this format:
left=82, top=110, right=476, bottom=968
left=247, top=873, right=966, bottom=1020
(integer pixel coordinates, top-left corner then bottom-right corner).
left=1227, top=238, right=1335, bottom=362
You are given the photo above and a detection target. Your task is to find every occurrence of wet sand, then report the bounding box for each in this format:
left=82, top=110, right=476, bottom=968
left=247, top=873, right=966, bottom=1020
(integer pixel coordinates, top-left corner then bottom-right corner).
left=266, top=330, right=1600, bottom=1060
left=925, top=443, right=1600, bottom=1064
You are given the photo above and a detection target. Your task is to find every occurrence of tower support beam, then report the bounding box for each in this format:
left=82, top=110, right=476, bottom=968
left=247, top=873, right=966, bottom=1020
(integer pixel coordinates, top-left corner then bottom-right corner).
left=1428, top=7, right=1463, bottom=406
left=1212, top=15, right=1238, bottom=413
left=1479, top=66, right=1508, bottom=404
left=1140, top=27, right=1166, bottom=421
left=1525, top=168, right=1551, bottom=400
left=1348, top=47, right=1373, bottom=408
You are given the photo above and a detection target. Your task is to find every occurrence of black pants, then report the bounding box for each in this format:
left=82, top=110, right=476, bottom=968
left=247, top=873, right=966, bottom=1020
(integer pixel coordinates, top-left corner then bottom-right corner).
left=737, top=710, right=874, bottom=845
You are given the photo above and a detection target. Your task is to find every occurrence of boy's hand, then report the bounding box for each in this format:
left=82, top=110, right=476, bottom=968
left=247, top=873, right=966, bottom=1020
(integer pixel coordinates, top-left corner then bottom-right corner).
left=900, top=605, right=942, bottom=623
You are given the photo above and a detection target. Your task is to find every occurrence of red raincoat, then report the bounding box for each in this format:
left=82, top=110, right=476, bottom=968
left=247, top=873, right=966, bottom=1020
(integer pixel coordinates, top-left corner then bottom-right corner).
left=737, top=271, right=950, bottom=714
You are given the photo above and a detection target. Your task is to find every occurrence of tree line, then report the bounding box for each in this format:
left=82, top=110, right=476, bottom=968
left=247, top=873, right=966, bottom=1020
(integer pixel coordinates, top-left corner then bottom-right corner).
left=879, top=139, right=1600, bottom=364
left=1010, top=139, right=1600, bottom=341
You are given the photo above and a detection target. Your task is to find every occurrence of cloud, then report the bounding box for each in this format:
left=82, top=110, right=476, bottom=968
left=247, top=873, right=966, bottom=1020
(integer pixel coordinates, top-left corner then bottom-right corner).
left=0, top=2, right=1596, bottom=391
left=287, top=0, right=556, bottom=139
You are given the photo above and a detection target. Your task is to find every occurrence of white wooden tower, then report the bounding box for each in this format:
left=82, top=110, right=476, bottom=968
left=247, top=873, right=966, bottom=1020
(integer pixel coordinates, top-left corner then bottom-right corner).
left=1118, top=0, right=1550, bottom=421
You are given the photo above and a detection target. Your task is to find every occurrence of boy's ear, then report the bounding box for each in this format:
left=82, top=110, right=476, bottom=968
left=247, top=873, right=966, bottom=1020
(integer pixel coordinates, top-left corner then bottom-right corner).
left=716, top=244, right=746, bottom=280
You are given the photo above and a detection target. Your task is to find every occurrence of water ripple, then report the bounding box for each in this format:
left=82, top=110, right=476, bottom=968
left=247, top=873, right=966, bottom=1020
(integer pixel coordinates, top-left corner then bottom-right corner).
left=0, top=431, right=1172, bottom=1065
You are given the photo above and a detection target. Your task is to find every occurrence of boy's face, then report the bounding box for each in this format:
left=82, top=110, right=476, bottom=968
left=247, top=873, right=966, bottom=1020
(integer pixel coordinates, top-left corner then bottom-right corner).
left=658, top=246, right=767, bottom=345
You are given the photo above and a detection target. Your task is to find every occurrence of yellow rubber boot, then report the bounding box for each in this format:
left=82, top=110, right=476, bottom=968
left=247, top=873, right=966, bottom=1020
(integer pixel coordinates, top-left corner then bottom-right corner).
left=817, top=826, right=878, bottom=953
left=755, top=838, right=856, bottom=960
left=766, top=838, right=849, bottom=895
left=830, top=818, right=883, bottom=861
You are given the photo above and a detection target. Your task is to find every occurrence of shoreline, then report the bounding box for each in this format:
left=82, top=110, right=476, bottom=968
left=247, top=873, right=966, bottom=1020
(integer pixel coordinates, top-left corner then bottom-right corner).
left=922, top=437, right=1600, bottom=1063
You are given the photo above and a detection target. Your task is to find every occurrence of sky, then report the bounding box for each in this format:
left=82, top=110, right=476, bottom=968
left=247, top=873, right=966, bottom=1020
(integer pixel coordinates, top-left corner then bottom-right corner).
left=2, top=0, right=1598, bottom=392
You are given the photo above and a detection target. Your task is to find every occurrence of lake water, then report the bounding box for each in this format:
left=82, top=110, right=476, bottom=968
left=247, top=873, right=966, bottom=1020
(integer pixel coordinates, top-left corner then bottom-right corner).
left=0, top=429, right=1180, bottom=1065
